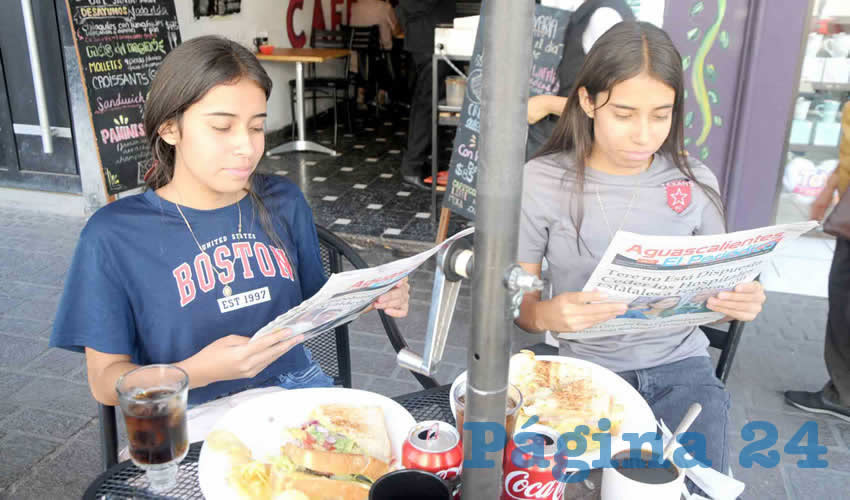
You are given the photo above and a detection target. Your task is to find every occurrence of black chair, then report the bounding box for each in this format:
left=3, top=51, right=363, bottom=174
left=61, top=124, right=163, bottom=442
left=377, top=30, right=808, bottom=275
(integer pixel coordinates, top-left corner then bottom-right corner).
left=288, top=29, right=353, bottom=144
left=96, top=225, right=438, bottom=471
left=310, top=225, right=439, bottom=391
left=526, top=321, right=746, bottom=383
left=346, top=25, right=393, bottom=111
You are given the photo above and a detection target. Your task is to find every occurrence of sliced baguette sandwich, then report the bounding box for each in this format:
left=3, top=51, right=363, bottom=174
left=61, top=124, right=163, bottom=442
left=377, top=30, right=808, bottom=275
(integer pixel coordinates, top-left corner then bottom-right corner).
left=280, top=404, right=393, bottom=481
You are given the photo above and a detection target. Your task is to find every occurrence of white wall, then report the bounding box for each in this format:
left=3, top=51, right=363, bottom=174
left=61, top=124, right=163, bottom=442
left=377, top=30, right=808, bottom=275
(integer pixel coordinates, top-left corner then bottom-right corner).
left=174, top=0, right=350, bottom=132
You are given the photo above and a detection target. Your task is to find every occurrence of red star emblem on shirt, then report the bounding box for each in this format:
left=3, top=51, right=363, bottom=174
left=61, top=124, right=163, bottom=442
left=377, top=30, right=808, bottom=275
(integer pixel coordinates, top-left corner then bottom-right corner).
left=665, top=180, right=693, bottom=214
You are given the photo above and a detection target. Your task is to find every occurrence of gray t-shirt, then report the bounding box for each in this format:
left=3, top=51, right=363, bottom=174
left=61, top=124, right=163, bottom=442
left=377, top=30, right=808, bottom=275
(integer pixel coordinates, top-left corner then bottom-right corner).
left=518, top=152, right=726, bottom=373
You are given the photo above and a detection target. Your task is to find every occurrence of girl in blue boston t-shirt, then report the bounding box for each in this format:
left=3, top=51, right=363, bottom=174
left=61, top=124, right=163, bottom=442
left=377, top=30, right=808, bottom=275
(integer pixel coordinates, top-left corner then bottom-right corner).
left=50, top=36, right=410, bottom=407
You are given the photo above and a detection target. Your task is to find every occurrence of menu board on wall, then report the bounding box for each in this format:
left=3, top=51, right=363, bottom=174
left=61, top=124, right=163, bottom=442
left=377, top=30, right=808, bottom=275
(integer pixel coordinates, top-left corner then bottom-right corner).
left=442, top=5, right=569, bottom=220
left=65, top=0, right=181, bottom=195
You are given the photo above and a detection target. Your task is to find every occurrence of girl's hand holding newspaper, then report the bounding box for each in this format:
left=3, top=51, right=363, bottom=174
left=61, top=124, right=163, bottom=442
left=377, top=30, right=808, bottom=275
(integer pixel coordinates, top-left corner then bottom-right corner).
left=541, top=290, right=628, bottom=332
left=706, top=281, right=766, bottom=322
left=372, top=277, right=410, bottom=318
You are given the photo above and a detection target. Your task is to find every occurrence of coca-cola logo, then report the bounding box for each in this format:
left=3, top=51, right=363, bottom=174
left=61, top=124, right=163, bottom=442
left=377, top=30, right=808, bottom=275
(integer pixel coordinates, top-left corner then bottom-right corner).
left=503, top=471, right=566, bottom=500
left=436, top=466, right=460, bottom=480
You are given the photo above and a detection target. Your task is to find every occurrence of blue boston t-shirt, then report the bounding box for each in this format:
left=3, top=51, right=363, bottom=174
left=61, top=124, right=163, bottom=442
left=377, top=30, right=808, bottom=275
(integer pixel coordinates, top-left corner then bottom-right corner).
left=50, top=175, right=327, bottom=405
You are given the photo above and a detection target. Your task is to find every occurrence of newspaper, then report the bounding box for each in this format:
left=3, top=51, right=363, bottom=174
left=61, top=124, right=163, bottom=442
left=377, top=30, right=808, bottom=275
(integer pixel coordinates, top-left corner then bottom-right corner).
left=251, top=227, right=475, bottom=342
left=563, top=221, right=819, bottom=339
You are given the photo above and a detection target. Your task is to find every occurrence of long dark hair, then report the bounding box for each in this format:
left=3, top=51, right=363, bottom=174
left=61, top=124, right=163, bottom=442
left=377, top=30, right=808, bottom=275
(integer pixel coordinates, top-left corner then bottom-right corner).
left=535, top=21, right=724, bottom=253
left=143, top=35, right=293, bottom=269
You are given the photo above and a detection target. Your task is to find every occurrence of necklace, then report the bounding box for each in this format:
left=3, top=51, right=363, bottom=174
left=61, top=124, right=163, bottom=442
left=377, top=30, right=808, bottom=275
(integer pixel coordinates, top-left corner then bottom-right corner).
left=595, top=181, right=641, bottom=241
left=173, top=192, right=242, bottom=297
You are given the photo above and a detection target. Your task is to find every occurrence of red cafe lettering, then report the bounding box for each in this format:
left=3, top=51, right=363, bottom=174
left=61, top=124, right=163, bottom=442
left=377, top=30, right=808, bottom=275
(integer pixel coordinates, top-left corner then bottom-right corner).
left=286, top=0, right=353, bottom=48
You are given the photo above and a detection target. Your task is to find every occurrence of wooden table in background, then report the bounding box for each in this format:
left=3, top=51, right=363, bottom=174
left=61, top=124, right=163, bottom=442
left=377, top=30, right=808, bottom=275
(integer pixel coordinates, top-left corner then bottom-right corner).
left=257, top=48, right=351, bottom=156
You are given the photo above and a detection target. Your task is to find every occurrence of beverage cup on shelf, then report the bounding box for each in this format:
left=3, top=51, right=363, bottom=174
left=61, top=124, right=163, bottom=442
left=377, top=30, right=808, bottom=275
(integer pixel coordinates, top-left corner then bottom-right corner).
left=814, top=99, right=842, bottom=122
left=445, top=76, right=467, bottom=108
left=806, top=33, right=824, bottom=57
left=794, top=97, right=812, bottom=120
left=824, top=33, right=850, bottom=58
left=801, top=56, right=826, bottom=82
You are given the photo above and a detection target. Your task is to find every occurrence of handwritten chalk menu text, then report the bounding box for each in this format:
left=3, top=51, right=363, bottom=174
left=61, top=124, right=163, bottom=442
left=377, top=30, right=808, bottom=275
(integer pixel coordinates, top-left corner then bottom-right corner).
left=65, top=0, right=180, bottom=194
left=442, top=5, right=569, bottom=220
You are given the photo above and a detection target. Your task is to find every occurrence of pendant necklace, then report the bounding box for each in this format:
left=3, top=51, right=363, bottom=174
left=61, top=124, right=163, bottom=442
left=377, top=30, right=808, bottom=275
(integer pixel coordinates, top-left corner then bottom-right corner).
left=174, top=192, right=242, bottom=297
left=595, top=180, right=641, bottom=241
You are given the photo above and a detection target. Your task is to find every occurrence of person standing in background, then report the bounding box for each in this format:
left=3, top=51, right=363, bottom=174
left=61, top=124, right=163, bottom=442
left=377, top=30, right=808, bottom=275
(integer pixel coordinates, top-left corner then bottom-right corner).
left=527, top=0, right=634, bottom=160
left=785, top=102, right=850, bottom=422
left=350, top=0, right=401, bottom=109
left=396, top=0, right=456, bottom=190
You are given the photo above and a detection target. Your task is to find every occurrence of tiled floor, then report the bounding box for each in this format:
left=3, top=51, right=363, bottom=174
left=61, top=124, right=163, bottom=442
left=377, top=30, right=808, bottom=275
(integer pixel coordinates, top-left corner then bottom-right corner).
left=258, top=110, right=471, bottom=246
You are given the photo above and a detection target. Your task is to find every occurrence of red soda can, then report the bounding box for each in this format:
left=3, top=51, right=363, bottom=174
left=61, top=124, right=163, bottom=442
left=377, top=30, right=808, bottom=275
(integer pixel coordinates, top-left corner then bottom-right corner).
left=501, top=425, right=566, bottom=500
left=402, top=420, right=463, bottom=481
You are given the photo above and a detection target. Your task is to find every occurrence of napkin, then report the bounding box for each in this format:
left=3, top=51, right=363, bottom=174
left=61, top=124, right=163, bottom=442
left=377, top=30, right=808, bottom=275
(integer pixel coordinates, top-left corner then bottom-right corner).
left=658, top=419, right=745, bottom=500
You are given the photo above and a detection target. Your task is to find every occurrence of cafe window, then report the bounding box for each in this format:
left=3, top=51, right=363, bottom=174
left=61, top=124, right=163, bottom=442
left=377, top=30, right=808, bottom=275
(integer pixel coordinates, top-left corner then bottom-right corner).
left=193, top=0, right=241, bottom=18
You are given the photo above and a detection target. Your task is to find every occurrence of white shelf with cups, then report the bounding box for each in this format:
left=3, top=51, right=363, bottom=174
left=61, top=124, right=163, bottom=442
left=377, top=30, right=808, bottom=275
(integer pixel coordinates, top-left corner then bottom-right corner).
left=800, top=81, right=850, bottom=93
left=789, top=29, right=848, bottom=153
left=778, top=12, right=848, bottom=229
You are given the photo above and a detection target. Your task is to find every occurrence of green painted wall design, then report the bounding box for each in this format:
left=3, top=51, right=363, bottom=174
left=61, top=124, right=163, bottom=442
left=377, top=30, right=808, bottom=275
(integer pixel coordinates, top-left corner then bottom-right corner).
left=682, top=0, right=730, bottom=162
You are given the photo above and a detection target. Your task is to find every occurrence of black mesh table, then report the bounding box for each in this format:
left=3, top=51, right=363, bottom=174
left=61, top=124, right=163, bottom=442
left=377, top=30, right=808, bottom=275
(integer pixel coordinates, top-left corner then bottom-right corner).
left=83, top=442, right=204, bottom=500
left=391, top=385, right=454, bottom=425
left=83, top=386, right=454, bottom=499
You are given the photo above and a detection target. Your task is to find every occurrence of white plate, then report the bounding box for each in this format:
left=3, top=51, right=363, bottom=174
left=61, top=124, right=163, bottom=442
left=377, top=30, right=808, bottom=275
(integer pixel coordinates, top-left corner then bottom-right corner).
left=450, top=356, right=656, bottom=470
left=197, top=387, right=416, bottom=500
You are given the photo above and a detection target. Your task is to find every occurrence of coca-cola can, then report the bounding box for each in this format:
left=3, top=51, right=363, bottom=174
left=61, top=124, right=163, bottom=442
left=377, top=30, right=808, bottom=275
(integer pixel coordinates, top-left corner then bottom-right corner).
left=501, top=425, right=566, bottom=500
left=402, top=420, right=463, bottom=481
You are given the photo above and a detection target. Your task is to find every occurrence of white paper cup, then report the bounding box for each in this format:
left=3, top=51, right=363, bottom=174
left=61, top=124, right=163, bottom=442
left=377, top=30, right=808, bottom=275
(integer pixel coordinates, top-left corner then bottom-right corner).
left=601, top=450, right=685, bottom=500
left=445, top=76, right=466, bottom=107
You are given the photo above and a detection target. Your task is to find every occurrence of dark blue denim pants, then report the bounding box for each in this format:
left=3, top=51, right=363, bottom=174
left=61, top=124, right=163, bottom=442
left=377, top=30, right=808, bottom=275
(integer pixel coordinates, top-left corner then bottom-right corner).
left=617, top=355, right=731, bottom=474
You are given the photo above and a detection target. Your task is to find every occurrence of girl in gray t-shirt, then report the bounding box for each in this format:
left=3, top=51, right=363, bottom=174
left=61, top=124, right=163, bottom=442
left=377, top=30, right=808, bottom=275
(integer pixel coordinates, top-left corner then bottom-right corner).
left=516, top=22, right=767, bottom=477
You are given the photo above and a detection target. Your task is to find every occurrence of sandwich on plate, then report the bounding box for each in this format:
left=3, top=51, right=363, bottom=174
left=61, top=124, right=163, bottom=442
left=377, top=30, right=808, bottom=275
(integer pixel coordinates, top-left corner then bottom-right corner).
left=209, top=403, right=393, bottom=499
left=280, top=404, right=393, bottom=481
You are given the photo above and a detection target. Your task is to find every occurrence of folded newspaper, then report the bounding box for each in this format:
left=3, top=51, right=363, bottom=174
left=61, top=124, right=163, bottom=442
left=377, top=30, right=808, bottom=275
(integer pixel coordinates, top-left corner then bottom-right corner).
left=567, top=221, right=819, bottom=339
left=251, top=227, right=475, bottom=342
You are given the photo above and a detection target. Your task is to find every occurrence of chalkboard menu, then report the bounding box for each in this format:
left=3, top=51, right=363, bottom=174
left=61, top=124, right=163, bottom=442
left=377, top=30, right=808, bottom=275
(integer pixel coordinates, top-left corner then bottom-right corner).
left=442, top=5, right=569, bottom=220
left=65, top=0, right=181, bottom=195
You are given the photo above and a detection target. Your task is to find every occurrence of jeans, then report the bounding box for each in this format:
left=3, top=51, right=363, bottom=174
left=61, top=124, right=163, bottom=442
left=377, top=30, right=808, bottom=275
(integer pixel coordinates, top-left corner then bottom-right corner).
left=187, top=348, right=333, bottom=410
left=275, top=357, right=334, bottom=390
left=824, top=236, right=850, bottom=407
left=616, top=355, right=731, bottom=475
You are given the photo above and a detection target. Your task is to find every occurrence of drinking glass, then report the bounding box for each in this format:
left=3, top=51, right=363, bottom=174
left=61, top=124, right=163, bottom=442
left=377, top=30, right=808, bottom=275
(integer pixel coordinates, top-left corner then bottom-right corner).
left=116, top=364, right=189, bottom=493
left=452, top=380, right=522, bottom=443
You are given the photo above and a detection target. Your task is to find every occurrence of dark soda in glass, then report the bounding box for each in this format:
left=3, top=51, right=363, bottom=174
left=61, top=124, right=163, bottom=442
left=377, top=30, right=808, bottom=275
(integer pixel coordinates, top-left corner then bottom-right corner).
left=124, top=389, right=188, bottom=465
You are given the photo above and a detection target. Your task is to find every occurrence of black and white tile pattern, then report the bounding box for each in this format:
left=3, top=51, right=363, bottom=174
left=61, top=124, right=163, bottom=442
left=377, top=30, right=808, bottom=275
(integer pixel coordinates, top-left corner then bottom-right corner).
left=258, top=111, right=469, bottom=244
